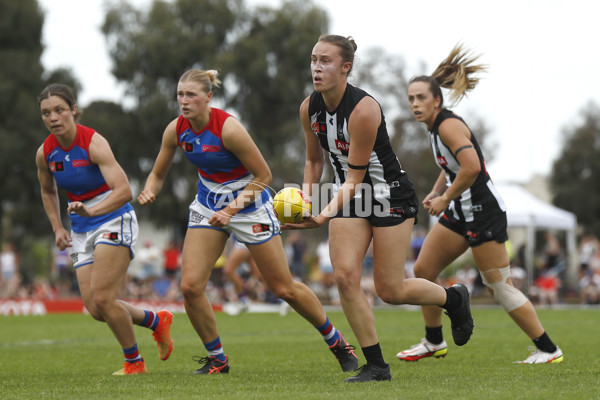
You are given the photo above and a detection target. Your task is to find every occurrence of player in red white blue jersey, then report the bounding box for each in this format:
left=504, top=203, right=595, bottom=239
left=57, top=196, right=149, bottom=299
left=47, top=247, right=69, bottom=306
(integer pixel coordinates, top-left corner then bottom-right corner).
left=138, top=69, right=358, bottom=375
left=35, top=84, right=173, bottom=375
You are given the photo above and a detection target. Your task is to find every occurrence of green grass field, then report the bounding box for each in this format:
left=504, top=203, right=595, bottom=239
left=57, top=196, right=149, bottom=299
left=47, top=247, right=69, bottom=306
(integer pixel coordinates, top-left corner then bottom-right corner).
left=1, top=307, right=598, bottom=400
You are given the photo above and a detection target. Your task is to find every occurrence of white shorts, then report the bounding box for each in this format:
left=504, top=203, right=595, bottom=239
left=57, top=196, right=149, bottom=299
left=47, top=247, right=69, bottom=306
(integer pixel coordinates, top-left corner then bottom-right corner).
left=188, top=196, right=280, bottom=244
left=70, top=210, right=138, bottom=269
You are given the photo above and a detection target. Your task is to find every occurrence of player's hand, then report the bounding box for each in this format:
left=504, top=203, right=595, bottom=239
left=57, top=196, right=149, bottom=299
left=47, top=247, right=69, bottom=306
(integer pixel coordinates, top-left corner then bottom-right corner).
left=137, top=190, right=156, bottom=205
left=427, top=196, right=449, bottom=216
left=281, top=213, right=324, bottom=230
left=67, top=201, right=93, bottom=217
left=209, top=210, right=232, bottom=228
left=54, top=227, right=72, bottom=250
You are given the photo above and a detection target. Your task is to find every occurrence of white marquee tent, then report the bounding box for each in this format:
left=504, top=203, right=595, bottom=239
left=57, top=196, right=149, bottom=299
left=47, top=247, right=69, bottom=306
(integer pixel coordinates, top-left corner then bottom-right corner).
left=494, top=182, right=578, bottom=288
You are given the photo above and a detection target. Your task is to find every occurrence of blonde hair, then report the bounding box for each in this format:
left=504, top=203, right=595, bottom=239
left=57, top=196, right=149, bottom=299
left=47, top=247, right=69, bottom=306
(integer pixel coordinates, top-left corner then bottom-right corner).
left=410, top=43, right=486, bottom=107
left=179, top=69, right=222, bottom=93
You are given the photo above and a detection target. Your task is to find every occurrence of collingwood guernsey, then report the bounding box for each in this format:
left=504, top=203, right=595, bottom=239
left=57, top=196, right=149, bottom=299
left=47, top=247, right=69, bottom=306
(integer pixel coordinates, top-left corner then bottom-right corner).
left=308, top=84, right=415, bottom=202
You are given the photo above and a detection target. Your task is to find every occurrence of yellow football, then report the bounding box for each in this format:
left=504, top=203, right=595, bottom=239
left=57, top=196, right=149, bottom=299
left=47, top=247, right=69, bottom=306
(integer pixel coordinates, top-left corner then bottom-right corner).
left=272, top=187, right=312, bottom=224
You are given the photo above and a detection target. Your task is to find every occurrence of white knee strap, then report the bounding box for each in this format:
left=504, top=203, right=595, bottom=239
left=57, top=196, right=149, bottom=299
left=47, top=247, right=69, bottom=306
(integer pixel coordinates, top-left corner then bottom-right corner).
left=480, top=265, right=528, bottom=312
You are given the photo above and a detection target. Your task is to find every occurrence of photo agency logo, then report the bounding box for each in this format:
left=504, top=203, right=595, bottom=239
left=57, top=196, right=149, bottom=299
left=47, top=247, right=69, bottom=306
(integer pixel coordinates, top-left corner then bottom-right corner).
left=205, top=180, right=395, bottom=218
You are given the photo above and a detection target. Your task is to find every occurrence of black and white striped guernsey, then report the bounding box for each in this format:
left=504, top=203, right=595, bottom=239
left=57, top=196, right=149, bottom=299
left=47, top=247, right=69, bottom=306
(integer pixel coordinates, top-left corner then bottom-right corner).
left=307, top=84, right=414, bottom=201
left=429, top=109, right=506, bottom=222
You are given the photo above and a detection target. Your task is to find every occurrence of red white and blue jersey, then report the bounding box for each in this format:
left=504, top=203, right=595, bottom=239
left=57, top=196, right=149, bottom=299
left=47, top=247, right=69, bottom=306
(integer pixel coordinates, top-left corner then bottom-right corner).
left=43, top=124, right=133, bottom=233
left=176, top=108, right=270, bottom=213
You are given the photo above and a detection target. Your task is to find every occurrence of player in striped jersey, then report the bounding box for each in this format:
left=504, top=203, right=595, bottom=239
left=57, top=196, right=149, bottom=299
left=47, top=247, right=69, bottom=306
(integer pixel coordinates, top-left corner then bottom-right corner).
left=138, top=69, right=358, bottom=376
left=287, top=35, right=474, bottom=383
left=398, top=44, right=562, bottom=365
left=35, top=84, right=173, bottom=375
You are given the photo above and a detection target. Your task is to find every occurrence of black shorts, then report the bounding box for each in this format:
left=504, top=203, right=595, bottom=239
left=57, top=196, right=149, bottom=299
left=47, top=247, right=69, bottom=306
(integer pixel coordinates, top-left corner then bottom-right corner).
left=332, top=193, right=419, bottom=228
left=438, top=208, right=508, bottom=247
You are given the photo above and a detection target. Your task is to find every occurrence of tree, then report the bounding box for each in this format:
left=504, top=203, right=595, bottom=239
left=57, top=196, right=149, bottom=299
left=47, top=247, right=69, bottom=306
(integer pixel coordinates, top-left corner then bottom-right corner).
left=0, top=0, right=47, bottom=243
left=223, top=0, right=329, bottom=188
left=100, top=0, right=246, bottom=227
left=551, top=101, right=600, bottom=236
left=101, top=0, right=328, bottom=226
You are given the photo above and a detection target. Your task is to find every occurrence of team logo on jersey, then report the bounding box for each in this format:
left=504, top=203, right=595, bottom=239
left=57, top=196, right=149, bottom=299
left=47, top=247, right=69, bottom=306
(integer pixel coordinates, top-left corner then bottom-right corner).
left=311, top=122, right=327, bottom=135
left=72, top=159, right=91, bottom=167
left=65, top=155, right=70, bottom=162
left=436, top=155, right=448, bottom=166
left=202, top=144, right=220, bottom=152
left=101, top=232, right=120, bottom=241
left=49, top=161, right=64, bottom=172
left=335, top=139, right=350, bottom=152
left=252, top=224, right=270, bottom=234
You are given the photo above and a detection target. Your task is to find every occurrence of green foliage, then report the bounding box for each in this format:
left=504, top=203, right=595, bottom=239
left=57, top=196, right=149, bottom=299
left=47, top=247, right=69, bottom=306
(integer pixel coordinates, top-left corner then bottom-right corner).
left=353, top=48, right=496, bottom=224
left=100, top=0, right=245, bottom=226
left=551, top=101, right=600, bottom=236
left=0, top=0, right=47, bottom=244
left=223, top=0, right=329, bottom=188
left=0, top=308, right=597, bottom=399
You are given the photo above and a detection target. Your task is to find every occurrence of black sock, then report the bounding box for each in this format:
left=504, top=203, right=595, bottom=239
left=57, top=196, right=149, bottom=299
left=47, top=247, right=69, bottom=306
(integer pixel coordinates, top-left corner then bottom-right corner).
left=425, top=326, right=444, bottom=345
left=533, top=332, right=557, bottom=353
left=441, top=286, right=461, bottom=311
left=361, top=343, right=387, bottom=368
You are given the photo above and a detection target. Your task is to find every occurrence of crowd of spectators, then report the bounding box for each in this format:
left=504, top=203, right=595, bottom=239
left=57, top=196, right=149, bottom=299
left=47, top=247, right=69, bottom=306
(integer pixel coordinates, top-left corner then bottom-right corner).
left=2, top=229, right=600, bottom=307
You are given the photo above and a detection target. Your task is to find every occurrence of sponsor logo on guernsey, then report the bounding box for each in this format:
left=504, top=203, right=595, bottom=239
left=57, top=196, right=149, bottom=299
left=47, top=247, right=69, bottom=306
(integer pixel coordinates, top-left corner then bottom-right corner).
left=72, top=159, right=91, bottom=167
left=49, top=161, right=64, bottom=172
left=335, top=140, right=349, bottom=152
left=311, top=122, right=327, bottom=135
left=202, top=144, right=220, bottom=152
left=436, top=155, right=448, bottom=166
left=183, top=142, right=194, bottom=152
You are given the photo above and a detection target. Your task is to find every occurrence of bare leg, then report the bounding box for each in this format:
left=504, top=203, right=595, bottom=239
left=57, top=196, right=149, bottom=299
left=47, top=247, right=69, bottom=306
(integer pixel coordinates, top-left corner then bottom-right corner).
left=180, top=228, right=228, bottom=343
left=247, top=235, right=327, bottom=326
left=76, top=244, right=138, bottom=349
left=411, top=223, right=469, bottom=328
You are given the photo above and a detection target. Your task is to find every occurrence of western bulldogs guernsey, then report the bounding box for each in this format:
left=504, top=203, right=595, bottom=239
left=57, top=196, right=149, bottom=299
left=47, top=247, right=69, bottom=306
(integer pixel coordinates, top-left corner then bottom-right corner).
left=308, top=84, right=415, bottom=201
left=176, top=108, right=270, bottom=213
left=43, top=125, right=134, bottom=233
left=429, top=109, right=506, bottom=222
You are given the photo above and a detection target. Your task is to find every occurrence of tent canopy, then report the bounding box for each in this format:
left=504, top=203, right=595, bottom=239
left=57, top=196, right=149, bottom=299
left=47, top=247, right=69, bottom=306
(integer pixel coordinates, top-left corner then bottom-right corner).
left=494, top=182, right=577, bottom=230
left=495, top=181, right=578, bottom=289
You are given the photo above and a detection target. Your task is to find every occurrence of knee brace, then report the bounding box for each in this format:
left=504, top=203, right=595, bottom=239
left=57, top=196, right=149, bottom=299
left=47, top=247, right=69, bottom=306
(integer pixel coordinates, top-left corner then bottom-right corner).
left=480, top=266, right=528, bottom=312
